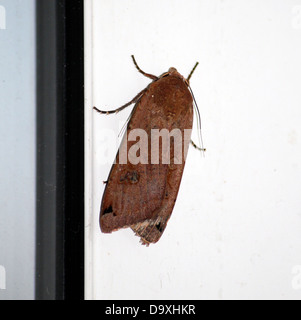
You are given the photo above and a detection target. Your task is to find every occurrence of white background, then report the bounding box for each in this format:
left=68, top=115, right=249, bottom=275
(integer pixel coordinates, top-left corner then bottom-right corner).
left=85, top=0, right=301, bottom=300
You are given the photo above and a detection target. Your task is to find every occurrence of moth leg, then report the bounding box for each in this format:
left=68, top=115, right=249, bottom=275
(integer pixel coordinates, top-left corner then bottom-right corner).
left=190, top=139, right=206, bottom=152
left=93, top=88, right=146, bottom=115
left=131, top=55, right=158, bottom=81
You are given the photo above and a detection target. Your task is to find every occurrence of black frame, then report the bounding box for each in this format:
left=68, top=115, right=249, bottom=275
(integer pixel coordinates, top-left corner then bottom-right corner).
left=36, top=0, right=84, bottom=300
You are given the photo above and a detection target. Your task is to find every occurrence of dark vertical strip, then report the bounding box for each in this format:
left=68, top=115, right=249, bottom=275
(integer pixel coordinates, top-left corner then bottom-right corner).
left=36, top=0, right=64, bottom=300
left=64, top=1, right=84, bottom=300
left=36, top=0, right=84, bottom=300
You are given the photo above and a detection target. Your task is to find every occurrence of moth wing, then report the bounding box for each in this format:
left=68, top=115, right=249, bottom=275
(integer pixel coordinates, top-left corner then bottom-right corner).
left=99, top=75, right=193, bottom=243
left=131, top=210, right=171, bottom=245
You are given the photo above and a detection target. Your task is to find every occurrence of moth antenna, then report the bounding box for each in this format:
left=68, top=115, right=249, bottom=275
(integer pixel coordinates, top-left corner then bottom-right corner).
left=131, top=55, right=158, bottom=81
left=187, top=62, right=199, bottom=83
left=188, top=86, right=206, bottom=157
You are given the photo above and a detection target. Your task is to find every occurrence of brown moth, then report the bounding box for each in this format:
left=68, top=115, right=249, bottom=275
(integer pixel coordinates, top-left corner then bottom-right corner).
left=94, top=56, right=204, bottom=245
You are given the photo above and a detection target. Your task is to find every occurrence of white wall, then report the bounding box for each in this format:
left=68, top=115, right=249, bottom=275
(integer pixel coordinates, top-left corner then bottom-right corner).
left=85, top=0, right=301, bottom=300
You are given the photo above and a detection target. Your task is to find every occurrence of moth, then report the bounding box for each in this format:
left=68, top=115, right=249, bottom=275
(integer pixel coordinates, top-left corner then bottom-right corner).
left=94, top=56, right=204, bottom=245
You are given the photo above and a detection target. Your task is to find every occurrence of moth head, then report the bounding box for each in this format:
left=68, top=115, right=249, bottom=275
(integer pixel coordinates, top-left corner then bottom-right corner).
left=168, top=67, right=177, bottom=73
left=159, top=67, right=181, bottom=79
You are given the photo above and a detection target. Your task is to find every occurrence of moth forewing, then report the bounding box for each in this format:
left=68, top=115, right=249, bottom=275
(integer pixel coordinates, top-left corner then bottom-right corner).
left=94, top=57, right=200, bottom=245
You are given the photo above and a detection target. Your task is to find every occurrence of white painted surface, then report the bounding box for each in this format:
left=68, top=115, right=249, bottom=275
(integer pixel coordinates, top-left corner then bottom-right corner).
left=85, top=0, right=301, bottom=300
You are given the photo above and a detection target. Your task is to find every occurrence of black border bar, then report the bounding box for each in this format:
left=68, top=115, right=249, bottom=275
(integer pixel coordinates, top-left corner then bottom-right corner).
left=36, top=0, right=84, bottom=300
